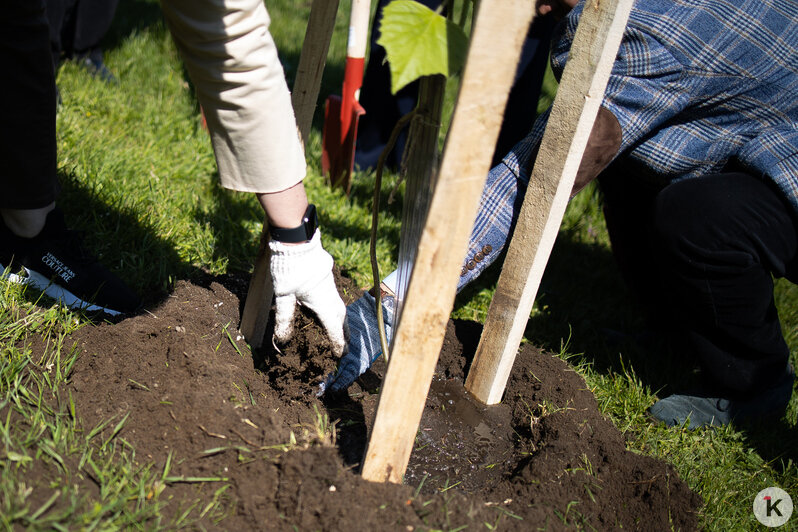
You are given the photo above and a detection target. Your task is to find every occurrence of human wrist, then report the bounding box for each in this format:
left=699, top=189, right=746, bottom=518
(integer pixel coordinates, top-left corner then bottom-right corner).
left=268, top=204, right=318, bottom=244
left=256, top=182, right=309, bottom=230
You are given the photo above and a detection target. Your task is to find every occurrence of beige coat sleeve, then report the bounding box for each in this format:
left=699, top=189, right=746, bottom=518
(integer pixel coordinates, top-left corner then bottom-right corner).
left=160, top=0, right=306, bottom=193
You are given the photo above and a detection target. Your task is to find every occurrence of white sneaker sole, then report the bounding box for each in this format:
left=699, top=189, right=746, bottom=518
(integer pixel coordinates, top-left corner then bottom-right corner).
left=0, top=262, right=121, bottom=316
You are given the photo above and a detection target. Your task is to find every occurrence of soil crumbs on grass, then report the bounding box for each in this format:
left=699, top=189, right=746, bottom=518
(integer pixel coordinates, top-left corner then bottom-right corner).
left=28, top=275, right=701, bottom=530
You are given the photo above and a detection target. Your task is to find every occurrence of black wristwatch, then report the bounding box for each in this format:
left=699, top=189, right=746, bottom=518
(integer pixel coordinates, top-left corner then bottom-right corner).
left=269, top=204, right=318, bottom=243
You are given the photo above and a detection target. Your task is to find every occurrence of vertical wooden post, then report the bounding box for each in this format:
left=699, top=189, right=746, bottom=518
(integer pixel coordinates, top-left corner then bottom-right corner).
left=464, top=0, right=634, bottom=405
left=240, top=0, right=340, bottom=347
left=392, top=74, right=447, bottom=315
left=293, top=0, right=342, bottom=146
left=360, top=1, right=535, bottom=484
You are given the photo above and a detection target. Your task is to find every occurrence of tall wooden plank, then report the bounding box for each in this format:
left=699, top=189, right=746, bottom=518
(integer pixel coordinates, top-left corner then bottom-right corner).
left=392, top=74, right=446, bottom=318
left=293, top=0, right=341, bottom=145
left=360, top=1, right=535, bottom=484
left=464, top=0, right=634, bottom=404
left=241, top=0, right=340, bottom=346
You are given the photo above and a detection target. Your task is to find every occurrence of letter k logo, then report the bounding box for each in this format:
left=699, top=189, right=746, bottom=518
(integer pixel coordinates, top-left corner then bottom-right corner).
left=755, top=488, right=792, bottom=527
left=765, top=496, right=783, bottom=517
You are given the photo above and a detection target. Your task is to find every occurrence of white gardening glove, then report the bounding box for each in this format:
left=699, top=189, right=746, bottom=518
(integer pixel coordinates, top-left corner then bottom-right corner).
left=269, top=229, right=348, bottom=357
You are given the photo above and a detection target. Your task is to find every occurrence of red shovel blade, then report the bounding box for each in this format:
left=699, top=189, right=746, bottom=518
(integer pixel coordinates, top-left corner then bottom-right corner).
left=321, top=94, right=366, bottom=194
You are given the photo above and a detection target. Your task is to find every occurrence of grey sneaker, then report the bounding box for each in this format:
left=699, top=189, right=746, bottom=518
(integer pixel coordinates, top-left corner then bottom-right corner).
left=649, top=368, right=794, bottom=429
left=77, top=53, right=118, bottom=84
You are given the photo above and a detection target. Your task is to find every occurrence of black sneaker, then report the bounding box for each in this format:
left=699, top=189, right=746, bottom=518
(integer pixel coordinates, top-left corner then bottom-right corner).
left=0, top=208, right=141, bottom=316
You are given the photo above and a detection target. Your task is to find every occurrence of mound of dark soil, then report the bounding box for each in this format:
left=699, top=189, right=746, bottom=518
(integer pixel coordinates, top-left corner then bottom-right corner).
left=28, top=274, right=701, bottom=530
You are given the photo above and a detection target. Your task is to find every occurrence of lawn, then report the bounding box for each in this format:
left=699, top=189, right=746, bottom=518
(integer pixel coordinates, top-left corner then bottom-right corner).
left=1, top=0, right=797, bottom=529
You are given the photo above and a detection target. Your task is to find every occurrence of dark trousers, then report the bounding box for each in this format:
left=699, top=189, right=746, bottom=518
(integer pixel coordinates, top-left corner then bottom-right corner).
left=354, top=0, right=555, bottom=171
left=46, top=0, right=119, bottom=68
left=1, top=0, right=59, bottom=209
left=601, top=168, right=798, bottom=396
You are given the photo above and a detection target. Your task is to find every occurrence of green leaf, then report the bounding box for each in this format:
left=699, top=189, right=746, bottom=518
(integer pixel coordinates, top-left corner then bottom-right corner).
left=377, top=0, right=469, bottom=94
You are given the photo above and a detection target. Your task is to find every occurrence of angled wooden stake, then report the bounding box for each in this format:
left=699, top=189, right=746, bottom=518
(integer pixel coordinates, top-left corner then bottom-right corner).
left=361, top=1, right=535, bottom=484
left=240, top=231, right=273, bottom=348
left=464, top=0, right=634, bottom=405
left=240, top=0, right=340, bottom=347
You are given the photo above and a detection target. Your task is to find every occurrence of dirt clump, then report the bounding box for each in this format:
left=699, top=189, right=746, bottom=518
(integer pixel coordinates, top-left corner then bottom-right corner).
left=26, top=274, right=700, bottom=530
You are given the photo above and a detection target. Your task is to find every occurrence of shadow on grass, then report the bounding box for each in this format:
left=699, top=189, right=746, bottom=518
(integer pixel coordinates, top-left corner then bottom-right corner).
left=194, top=179, right=263, bottom=267
left=55, top=169, right=196, bottom=308
left=453, top=224, right=694, bottom=404
left=743, top=418, right=798, bottom=471
left=102, top=0, right=166, bottom=52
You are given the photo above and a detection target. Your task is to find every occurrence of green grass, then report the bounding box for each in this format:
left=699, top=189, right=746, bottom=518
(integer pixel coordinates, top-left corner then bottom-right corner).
left=1, top=0, right=796, bottom=529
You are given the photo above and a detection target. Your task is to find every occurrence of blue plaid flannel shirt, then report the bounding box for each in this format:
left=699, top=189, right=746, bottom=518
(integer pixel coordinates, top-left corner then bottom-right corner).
left=458, top=0, right=798, bottom=288
left=459, top=0, right=798, bottom=289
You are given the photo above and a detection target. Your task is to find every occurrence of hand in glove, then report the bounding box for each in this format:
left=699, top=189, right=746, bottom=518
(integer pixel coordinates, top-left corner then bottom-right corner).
left=318, top=290, right=395, bottom=395
left=269, top=229, right=347, bottom=357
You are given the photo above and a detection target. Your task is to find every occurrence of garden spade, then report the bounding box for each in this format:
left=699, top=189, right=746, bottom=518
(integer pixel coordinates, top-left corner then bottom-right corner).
left=321, top=0, right=370, bottom=193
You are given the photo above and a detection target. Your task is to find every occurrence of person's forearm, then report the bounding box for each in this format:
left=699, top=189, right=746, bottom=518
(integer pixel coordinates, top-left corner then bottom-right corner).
left=456, top=106, right=621, bottom=292
left=256, top=182, right=309, bottom=230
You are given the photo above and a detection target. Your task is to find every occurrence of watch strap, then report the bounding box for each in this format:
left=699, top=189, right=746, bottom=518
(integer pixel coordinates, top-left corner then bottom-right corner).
left=269, top=204, right=318, bottom=243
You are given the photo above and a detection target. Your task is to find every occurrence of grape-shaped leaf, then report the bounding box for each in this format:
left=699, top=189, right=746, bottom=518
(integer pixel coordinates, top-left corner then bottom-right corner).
left=377, top=0, right=469, bottom=94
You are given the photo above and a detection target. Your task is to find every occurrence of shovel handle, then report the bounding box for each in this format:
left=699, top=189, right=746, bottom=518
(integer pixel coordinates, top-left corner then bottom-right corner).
left=347, top=0, right=370, bottom=60
left=340, top=0, right=370, bottom=135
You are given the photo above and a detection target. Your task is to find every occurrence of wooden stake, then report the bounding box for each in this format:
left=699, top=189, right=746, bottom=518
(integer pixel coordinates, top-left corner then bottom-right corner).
left=464, top=0, right=634, bottom=405
left=239, top=231, right=272, bottom=348
left=361, top=1, right=535, bottom=484
left=293, top=0, right=341, bottom=146
left=391, top=74, right=447, bottom=318
left=240, top=0, right=340, bottom=347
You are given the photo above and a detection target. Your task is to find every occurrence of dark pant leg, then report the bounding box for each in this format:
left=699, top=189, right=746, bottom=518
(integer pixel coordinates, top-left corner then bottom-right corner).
left=599, top=165, right=666, bottom=322
left=354, top=0, right=442, bottom=171
left=71, top=0, right=120, bottom=60
left=652, top=173, right=797, bottom=395
left=45, top=0, right=72, bottom=68
left=1, top=0, right=59, bottom=209
left=491, top=15, right=554, bottom=166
